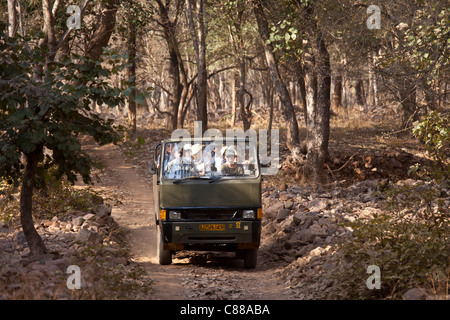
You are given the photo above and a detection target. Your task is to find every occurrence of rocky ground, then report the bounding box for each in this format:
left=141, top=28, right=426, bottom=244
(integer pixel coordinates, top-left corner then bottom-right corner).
left=260, top=178, right=449, bottom=300
left=0, top=198, right=152, bottom=299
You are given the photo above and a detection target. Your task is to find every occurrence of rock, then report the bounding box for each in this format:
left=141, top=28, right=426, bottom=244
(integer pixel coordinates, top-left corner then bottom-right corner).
left=358, top=207, right=380, bottom=219
left=318, top=217, right=333, bottom=226
left=307, top=199, right=328, bottom=212
left=83, top=213, right=95, bottom=221
left=293, top=229, right=315, bottom=243
left=343, top=214, right=356, bottom=223
left=287, top=186, right=304, bottom=195
left=65, top=223, right=73, bottom=231
left=403, top=288, right=427, bottom=300
left=75, top=229, right=101, bottom=244
left=72, top=217, right=84, bottom=227
left=93, top=204, right=112, bottom=219
left=280, top=215, right=295, bottom=231
left=15, top=231, right=27, bottom=246
left=293, top=212, right=307, bottom=225
left=284, top=201, right=294, bottom=210
left=300, top=216, right=316, bottom=230
left=276, top=209, right=291, bottom=222
left=43, top=220, right=54, bottom=227
left=310, top=224, right=327, bottom=238
left=264, top=202, right=284, bottom=220
left=262, top=223, right=276, bottom=237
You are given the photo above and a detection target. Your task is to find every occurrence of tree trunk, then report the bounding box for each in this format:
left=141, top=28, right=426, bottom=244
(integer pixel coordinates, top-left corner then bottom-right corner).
left=42, top=0, right=57, bottom=77
left=230, top=6, right=251, bottom=131
left=186, top=0, right=208, bottom=133
left=127, top=16, right=137, bottom=134
left=85, top=0, right=120, bottom=61
left=231, top=73, right=237, bottom=126
left=20, top=148, right=47, bottom=257
left=253, top=0, right=300, bottom=152
left=7, top=0, right=17, bottom=37
left=333, top=73, right=342, bottom=110
left=156, top=0, right=181, bottom=130
left=355, top=79, right=365, bottom=107
left=398, top=79, right=418, bottom=129
left=295, top=60, right=308, bottom=126
left=238, top=58, right=251, bottom=131
left=304, top=30, right=331, bottom=184
left=369, top=51, right=378, bottom=106
left=268, top=83, right=275, bottom=137
left=176, top=43, right=191, bottom=129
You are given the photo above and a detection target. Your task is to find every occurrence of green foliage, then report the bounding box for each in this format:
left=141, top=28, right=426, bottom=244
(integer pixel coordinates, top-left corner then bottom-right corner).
left=411, top=111, right=450, bottom=181
left=0, top=24, right=127, bottom=187
left=398, top=6, right=449, bottom=79
left=0, top=174, right=122, bottom=224
left=331, top=182, right=450, bottom=299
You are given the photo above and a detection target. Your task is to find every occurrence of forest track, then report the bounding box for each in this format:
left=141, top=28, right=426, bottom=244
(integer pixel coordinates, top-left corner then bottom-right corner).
left=83, top=139, right=289, bottom=300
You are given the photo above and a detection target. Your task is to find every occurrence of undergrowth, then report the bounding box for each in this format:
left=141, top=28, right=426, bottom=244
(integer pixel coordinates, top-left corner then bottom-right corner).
left=0, top=177, right=122, bottom=225
left=331, top=181, right=449, bottom=299
left=331, top=113, right=449, bottom=299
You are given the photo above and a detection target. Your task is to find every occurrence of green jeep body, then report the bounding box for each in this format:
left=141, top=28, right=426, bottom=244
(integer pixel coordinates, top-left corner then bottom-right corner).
left=150, top=137, right=262, bottom=268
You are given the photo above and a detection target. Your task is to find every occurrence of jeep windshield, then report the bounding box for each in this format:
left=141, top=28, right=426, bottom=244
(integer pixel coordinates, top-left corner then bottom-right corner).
left=161, top=139, right=259, bottom=181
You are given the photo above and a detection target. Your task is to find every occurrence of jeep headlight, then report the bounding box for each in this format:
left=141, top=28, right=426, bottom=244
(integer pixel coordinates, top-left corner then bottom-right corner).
left=168, top=211, right=182, bottom=219
left=242, top=209, right=255, bottom=219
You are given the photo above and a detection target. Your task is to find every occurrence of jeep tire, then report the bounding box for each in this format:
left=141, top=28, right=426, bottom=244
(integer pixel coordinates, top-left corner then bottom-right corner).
left=243, top=248, right=257, bottom=269
left=157, top=226, right=172, bottom=265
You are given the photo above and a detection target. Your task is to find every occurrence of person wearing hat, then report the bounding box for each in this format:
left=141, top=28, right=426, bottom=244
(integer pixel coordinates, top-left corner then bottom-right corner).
left=166, top=142, right=194, bottom=178
left=210, top=144, right=225, bottom=172
left=220, top=148, right=244, bottom=176
left=192, top=144, right=209, bottom=175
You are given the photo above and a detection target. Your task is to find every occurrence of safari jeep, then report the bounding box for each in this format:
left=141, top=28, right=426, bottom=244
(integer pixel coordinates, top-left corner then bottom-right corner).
left=148, top=137, right=262, bottom=268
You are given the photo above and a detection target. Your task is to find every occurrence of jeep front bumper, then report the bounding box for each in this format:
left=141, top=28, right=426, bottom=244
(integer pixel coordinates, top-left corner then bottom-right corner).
left=161, top=220, right=261, bottom=251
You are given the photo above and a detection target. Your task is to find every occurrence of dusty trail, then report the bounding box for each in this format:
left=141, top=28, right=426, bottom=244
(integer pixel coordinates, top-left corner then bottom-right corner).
left=84, top=140, right=289, bottom=300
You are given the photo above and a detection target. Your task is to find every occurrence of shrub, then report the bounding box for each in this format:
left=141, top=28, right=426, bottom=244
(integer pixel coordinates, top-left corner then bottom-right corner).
left=411, top=111, right=450, bottom=181
left=0, top=176, right=122, bottom=225
left=331, top=181, right=449, bottom=299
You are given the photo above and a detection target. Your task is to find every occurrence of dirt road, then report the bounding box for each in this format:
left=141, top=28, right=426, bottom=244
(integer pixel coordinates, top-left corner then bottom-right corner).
left=85, top=141, right=289, bottom=300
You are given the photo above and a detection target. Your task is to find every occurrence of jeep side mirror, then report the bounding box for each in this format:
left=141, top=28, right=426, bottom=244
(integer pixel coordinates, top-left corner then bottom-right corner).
left=148, top=161, right=156, bottom=175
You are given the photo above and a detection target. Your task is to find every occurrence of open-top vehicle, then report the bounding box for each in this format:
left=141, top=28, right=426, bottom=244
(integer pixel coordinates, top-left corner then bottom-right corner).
left=148, top=136, right=262, bottom=268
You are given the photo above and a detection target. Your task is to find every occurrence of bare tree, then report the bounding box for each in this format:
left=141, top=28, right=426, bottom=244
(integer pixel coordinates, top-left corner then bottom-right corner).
left=228, top=1, right=252, bottom=130
left=304, top=29, right=331, bottom=184
left=7, top=0, right=17, bottom=37
left=127, top=8, right=137, bottom=134
left=186, top=0, right=208, bottom=133
left=252, top=0, right=300, bottom=152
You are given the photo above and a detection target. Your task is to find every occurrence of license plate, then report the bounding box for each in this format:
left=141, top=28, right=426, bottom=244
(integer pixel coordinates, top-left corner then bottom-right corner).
left=199, top=224, right=225, bottom=231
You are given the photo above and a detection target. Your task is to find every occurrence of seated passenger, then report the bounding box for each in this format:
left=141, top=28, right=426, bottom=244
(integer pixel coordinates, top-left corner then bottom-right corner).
left=220, top=148, right=244, bottom=176
left=166, top=144, right=194, bottom=178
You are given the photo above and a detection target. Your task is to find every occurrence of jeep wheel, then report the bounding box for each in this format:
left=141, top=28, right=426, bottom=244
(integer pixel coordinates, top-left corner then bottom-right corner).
left=157, top=227, right=172, bottom=265
left=243, top=248, right=257, bottom=269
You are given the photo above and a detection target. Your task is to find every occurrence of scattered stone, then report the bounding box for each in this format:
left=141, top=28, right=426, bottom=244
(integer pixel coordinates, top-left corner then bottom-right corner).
left=403, top=288, right=428, bottom=300
left=92, top=204, right=112, bottom=219
left=0, top=196, right=149, bottom=299
left=72, top=217, right=84, bottom=227
left=83, top=213, right=95, bottom=221
left=260, top=177, right=450, bottom=300
left=276, top=209, right=291, bottom=222
left=75, top=229, right=100, bottom=244
left=310, top=224, right=327, bottom=238
left=307, top=199, right=328, bottom=212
